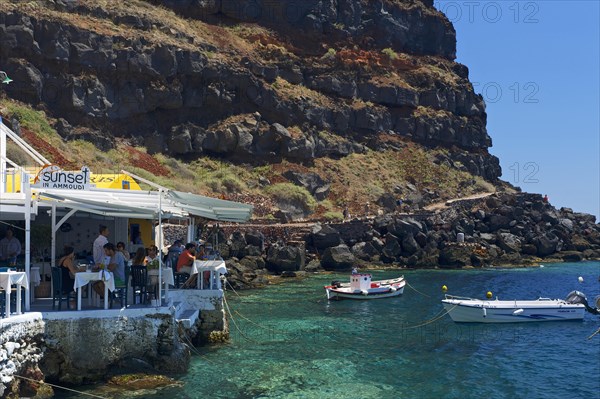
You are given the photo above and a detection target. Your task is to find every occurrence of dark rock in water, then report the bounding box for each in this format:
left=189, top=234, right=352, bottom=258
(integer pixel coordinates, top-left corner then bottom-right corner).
left=108, top=373, right=179, bottom=390
left=310, top=224, right=341, bottom=250
left=321, top=244, right=355, bottom=270
left=521, top=244, right=538, bottom=256
left=280, top=271, right=297, bottom=278
left=304, top=259, right=324, bottom=272
left=266, top=244, right=305, bottom=273
left=560, top=251, right=583, bottom=262
left=439, top=244, right=472, bottom=267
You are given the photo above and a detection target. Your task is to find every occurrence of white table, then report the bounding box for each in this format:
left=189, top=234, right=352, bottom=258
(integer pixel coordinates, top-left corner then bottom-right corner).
left=192, top=260, right=227, bottom=290
left=0, top=271, right=29, bottom=317
left=73, top=271, right=115, bottom=310
left=148, top=268, right=174, bottom=296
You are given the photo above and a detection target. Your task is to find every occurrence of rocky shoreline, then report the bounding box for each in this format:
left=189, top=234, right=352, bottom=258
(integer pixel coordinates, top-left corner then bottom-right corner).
left=199, top=191, right=600, bottom=289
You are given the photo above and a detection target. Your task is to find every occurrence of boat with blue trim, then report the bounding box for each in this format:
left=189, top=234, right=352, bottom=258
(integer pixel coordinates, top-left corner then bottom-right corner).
left=441, top=291, right=594, bottom=323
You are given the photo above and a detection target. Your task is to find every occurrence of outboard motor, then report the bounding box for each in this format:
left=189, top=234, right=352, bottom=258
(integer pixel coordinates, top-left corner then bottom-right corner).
left=331, top=281, right=343, bottom=288
left=565, top=291, right=600, bottom=315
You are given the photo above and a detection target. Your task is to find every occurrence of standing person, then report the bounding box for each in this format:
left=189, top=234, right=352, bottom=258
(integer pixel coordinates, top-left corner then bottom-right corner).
left=116, top=242, right=130, bottom=262
left=0, top=228, right=21, bottom=267
left=543, top=194, right=549, bottom=203
left=93, top=243, right=125, bottom=298
left=93, top=225, right=109, bottom=267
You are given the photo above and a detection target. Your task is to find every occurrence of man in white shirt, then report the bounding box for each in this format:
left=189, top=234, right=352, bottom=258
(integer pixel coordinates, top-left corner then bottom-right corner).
left=0, top=228, right=21, bottom=266
left=93, top=225, right=109, bottom=266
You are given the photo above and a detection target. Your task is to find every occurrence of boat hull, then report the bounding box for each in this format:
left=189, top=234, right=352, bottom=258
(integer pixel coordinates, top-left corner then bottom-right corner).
left=326, top=281, right=405, bottom=300
left=442, top=299, right=586, bottom=323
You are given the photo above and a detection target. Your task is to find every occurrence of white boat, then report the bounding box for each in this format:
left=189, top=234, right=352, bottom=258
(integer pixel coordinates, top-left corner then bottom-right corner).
left=325, top=274, right=405, bottom=300
left=442, top=293, right=587, bottom=323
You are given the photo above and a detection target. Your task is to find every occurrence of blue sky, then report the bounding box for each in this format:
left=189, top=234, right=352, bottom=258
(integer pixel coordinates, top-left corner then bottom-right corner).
left=434, top=0, right=600, bottom=218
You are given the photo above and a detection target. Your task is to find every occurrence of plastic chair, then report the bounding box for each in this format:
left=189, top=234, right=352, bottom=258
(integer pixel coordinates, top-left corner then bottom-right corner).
left=51, top=267, right=76, bottom=310
left=110, top=265, right=129, bottom=309
left=130, top=265, right=148, bottom=305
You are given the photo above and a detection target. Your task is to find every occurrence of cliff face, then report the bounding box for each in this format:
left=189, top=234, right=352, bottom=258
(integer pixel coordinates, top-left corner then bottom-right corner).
left=0, top=0, right=500, bottom=197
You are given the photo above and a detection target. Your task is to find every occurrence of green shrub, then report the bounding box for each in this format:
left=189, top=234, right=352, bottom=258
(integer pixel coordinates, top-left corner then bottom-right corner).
left=323, top=211, right=344, bottom=222
left=321, top=48, right=337, bottom=60
left=4, top=103, right=56, bottom=138
left=382, top=48, right=398, bottom=60
left=221, top=175, right=245, bottom=193
left=266, top=183, right=316, bottom=212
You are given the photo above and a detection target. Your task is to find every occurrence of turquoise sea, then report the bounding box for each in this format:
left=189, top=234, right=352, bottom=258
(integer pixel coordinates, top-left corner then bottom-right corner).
left=62, top=262, right=600, bottom=398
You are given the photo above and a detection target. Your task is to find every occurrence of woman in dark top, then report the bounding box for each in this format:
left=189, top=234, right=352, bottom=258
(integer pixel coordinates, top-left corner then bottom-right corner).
left=58, top=246, right=78, bottom=292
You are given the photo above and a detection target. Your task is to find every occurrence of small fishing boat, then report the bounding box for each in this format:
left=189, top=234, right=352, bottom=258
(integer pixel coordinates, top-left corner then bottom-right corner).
left=325, top=274, right=405, bottom=300
left=441, top=291, right=593, bottom=323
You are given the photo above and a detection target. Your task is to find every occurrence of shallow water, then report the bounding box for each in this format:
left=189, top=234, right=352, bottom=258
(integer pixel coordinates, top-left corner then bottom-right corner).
left=58, top=262, right=600, bottom=399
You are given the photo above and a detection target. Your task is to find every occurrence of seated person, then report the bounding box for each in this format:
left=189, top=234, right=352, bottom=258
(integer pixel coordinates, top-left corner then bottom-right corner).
left=116, top=242, right=130, bottom=262
left=145, top=245, right=160, bottom=266
left=131, top=247, right=147, bottom=266
left=94, top=243, right=126, bottom=298
left=57, top=246, right=78, bottom=292
left=167, top=240, right=184, bottom=266
left=176, top=243, right=196, bottom=274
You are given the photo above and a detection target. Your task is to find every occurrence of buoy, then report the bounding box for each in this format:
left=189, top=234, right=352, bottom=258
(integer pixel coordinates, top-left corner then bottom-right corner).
left=482, top=308, right=487, bottom=317
left=513, top=309, right=524, bottom=315
left=442, top=285, right=448, bottom=292
left=578, top=276, right=584, bottom=283
left=390, top=287, right=397, bottom=292
left=361, top=289, right=368, bottom=296
left=540, top=264, right=544, bottom=268
left=486, top=291, right=493, bottom=299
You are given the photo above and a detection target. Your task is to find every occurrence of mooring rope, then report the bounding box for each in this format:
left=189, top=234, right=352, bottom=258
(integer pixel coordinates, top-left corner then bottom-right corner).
left=405, top=280, right=432, bottom=298
left=225, top=278, right=241, bottom=297
left=587, top=327, right=600, bottom=340
left=12, top=374, right=107, bottom=398
left=223, top=293, right=260, bottom=343
left=401, top=304, right=458, bottom=329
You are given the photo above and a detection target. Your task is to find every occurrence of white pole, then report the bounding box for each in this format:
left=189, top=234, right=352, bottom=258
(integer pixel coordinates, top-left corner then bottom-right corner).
left=158, top=189, right=162, bottom=305
left=50, top=203, right=56, bottom=299
left=24, top=170, right=31, bottom=311
left=0, top=116, right=6, bottom=196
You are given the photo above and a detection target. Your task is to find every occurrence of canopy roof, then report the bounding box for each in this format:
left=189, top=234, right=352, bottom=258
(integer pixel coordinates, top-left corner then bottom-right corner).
left=35, top=187, right=253, bottom=222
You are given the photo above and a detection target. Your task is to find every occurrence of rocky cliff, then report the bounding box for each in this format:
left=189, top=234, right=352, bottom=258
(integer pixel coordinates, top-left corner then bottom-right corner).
left=0, top=0, right=500, bottom=205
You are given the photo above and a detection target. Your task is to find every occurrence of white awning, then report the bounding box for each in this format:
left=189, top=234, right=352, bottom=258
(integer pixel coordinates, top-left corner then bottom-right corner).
left=34, top=187, right=253, bottom=222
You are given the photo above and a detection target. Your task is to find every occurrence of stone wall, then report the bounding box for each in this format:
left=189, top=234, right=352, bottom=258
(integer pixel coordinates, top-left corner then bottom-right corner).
left=0, top=314, right=46, bottom=398
left=0, top=308, right=203, bottom=397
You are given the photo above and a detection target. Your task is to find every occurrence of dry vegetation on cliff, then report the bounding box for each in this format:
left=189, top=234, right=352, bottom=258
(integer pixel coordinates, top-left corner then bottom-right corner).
left=0, top=0, right=503, bottom=220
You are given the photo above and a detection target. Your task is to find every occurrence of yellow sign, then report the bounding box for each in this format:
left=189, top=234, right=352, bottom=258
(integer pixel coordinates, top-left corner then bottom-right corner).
left=4, top=170, right=141, bottom=192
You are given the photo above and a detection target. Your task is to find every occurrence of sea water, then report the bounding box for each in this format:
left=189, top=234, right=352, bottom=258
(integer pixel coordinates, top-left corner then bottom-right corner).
left=59, top=262, right=600, bottom=398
